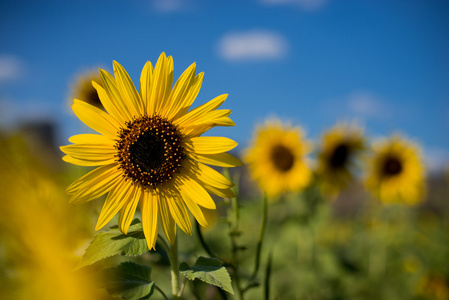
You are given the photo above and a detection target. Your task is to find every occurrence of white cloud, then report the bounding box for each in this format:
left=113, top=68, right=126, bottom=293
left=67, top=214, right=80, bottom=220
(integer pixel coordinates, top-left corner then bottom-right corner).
left=0, top=54, right=25, bottom=82
left=217, top=30, right=289, bottom=62
left=321, top=90, right=391, bottom=122
left=346, top=91, right=388, bottom=119
left=259, top=0, right=329, bottom=11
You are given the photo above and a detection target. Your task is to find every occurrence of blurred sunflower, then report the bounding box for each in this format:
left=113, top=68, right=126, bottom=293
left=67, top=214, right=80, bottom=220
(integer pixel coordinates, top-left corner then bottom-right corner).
left=60, top=53, right=242, bottom=249
left=69, top=69, right=104, bottom=109
left=417, top=273, right=449, bottom=300
left=0, top=136, right=109, bottom=300
left=364, top=134, right=426, bottom=205
left=244, top=119, right=312, bottom=198
left=315, top=123, right=365, bottom=198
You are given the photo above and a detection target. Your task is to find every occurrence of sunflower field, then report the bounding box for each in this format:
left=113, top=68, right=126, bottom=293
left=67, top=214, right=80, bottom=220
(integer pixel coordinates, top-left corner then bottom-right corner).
left=1, top=2, right=449, bottom=299
left=1, top=52, right=448, bottom=300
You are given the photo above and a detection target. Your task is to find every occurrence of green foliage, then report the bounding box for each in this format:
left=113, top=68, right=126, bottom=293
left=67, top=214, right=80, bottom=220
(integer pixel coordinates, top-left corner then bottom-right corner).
left=76, top=219, right=148, bottom=269
left=102, top=261, right=154, bottom=300
left=180, top=257, right=234, bottom=295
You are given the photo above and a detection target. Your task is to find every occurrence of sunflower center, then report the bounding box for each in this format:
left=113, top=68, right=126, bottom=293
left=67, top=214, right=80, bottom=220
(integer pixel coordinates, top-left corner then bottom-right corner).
left=271, top=145, right=294, bottom=172
left=329, top=144, right=349, bottom=168
left=115, top=116, right=185, bottom=188
left=383, top=156, right=402, bottom=176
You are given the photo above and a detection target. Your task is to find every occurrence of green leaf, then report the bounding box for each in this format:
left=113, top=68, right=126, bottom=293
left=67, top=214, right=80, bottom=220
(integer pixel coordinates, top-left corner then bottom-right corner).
left=76, top=219, right=149, bottom=269
left=180, top=257, right=234, bottom=295
left=103, top=261, right=154, bottom=300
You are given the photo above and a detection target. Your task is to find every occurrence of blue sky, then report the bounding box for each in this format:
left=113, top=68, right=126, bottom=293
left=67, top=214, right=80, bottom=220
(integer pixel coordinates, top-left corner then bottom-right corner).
left=1, top=0, right=448, bottom=171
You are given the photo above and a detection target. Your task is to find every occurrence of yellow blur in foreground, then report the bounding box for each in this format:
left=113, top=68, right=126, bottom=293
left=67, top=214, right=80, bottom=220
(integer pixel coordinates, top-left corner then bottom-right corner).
left=0, top=136, right=110, bottom=300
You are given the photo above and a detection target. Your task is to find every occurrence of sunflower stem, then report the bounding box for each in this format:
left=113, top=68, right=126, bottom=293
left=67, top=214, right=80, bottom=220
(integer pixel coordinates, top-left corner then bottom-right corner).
left=232, top=196, right=240, bottom=232
left=168, top=236, right=181, bottom=300
left=158, top=234, right=171, bottom=252
left=264, top=251, right=274, bottom=300
left=179, top=277, right=187, bottom=298
left=231, top=230, right=244, bottom=300
left=223, top=168, right=244, bottom=299
left=250, top=193, right=268, bottom=281
left=229, top=183, right=243, bottom=299
left=155, top=284, right=170, bottom=300
left=195, top=220, right=216, bottom=258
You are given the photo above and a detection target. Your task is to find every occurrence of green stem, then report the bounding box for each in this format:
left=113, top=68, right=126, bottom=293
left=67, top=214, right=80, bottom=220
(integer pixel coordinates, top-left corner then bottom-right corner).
left=250, top=194, right=268, bottom=280
left=158, top=234, right=171, bottom=252
left=195, top=220, right=216, bottom=258
left=232, top=195, right=240, bottom=232
left=155, top=284, right=170, bottom=300
left=179, top=277, right=187, bottom=298
left=264, top=251, right=273, bottom=300
left=224, top=168, right=244, bottom=300
left=231, top=236, right=244, bottom=300
left=229, top=192, right=243, bottom=300
left=168, top=236, right=181, bottom=300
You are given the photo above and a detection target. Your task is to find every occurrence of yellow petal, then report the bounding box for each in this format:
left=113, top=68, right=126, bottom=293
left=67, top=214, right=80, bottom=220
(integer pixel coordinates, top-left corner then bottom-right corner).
left=68, top=163, right=121, bottom=203
left=193, top=153, right=243, bottom=168
left=182, top=125, right=212, bottom=138
left=186, top=160, right=233, bottom=189
left=95, top=178, right=133, bottom=230
left=171, top=72, right=204, bottom=121
left=202, top=183, right=236, bottom=199
left=164, top=62, right=197, bottom=120
left=140, top=190, right=159, bottom=250
left=182, top=110, right=235, bottom=137
left=177, top=176, right=216, bottom=209
left=72, top=100, right=120, bottom=140
left=175, top=94, right=227, bottom=127
left=99, top=69, right=133, bottom=121
left=92, top=80, right=126, bottom=125
left=148, top=53, right=170, bottom=116
left=178, top=188, right=209, bottom=228
left=158, top=193, right=177, bottom=245
left=118, top=185, right=142, bottom=234
left=166, top=190, right=192, bottom=235
left=186, top=136, right=238, bottom=154
left=188, top=109, right=233, bottom=126
left=156, top=55, right=174, bottom=115
left=139, top=61, right=153, bottom=115
left=62, top=155, right=116, bottom=167
left=113, top=61, right=142, bottom=116
left=60, top=144, right=116, bottom=160
left=61, top=142, right=116, bottom=165
left=68, top=134, right=115, bottom=145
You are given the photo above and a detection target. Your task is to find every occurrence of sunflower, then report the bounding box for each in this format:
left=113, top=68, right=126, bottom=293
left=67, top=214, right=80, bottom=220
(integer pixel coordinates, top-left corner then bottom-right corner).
left=244, top=119, right=312, bottom=198
left=315, top=123, right=365, bottom=198
left=364, top=134, right=425, bottom=205
left=60, top=53, right=242, bottom=249
left=69, top=69, right=104, bottom=109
